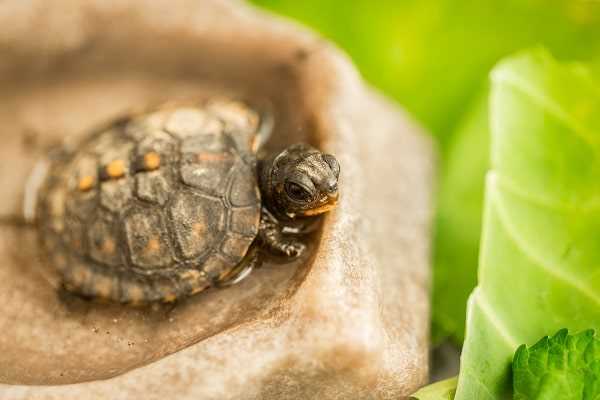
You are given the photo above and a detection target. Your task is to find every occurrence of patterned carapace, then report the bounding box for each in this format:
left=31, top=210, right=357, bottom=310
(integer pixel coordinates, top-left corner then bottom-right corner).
left=37, top=100, right=262, bottom=303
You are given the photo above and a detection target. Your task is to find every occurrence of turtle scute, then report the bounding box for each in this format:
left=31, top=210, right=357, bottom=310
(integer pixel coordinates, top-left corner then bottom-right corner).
left=37, top=100, right=263, bottom=303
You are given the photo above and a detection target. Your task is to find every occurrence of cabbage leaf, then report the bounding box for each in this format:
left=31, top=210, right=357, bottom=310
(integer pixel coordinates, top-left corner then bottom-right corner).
left=454, top=49, right=600, bottom=399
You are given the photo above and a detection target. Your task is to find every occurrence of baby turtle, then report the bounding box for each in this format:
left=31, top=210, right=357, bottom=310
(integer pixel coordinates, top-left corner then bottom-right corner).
left=32, top=99, right=340, bottom=304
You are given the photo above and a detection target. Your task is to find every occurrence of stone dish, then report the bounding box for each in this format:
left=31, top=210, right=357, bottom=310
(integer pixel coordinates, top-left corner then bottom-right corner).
left=0, top=0, right=435, bottom=398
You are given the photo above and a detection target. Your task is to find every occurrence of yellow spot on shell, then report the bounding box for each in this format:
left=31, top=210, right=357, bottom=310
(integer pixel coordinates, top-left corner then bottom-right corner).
left=143, top=152, right=161, bottom=171
left=106, top=160, right=126, bottom=178
left=180, top=270, right=208, bottom=295
left=163, top=293, right=177, bottom=303
left=71, top=267, right=90, bottom=285
left=128, top=285, right=145, bottom=304
left=102, top=239, right=116, bottom=254
left=94, top=276, right=112, bottom=298
left=180, top=270, right=200, bottom=280
left=78, top=175, right=95, bottom=191
left=196, top=152, right=230, bottom=162
left=192, top=222, right=205, bottom=238
left=145, top=238, right=161, bottom=253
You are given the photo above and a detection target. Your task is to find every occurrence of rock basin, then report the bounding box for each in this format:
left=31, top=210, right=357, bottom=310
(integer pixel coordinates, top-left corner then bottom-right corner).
left=0, top=0, right=435, bottom=398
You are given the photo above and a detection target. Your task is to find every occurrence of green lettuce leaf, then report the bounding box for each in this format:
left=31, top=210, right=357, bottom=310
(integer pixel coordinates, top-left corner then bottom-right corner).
left=411, top=377, right=458, bottom=400
left=454, top=50, right=600, bottom=399
left=513, top=329, right=600, bottom=400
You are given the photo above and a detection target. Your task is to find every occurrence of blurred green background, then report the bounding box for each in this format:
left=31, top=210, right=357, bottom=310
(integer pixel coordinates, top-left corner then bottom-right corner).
left=251, top=0, right=600, bottom=344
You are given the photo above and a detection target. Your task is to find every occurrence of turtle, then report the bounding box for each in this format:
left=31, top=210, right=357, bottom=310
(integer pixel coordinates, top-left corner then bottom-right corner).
left=31, top=98, right=340, bottom=304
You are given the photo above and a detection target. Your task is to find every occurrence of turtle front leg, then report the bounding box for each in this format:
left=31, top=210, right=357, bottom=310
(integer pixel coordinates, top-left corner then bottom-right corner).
left=259, top=213, right=306, bottom=258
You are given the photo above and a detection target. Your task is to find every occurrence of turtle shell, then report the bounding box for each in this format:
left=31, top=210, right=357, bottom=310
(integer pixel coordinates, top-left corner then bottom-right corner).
left=36, top=100, right=263, bottom=303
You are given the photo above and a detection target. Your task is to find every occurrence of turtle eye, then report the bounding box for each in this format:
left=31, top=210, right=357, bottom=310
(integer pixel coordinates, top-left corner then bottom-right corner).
left=285, top=181, right=313, bottom=203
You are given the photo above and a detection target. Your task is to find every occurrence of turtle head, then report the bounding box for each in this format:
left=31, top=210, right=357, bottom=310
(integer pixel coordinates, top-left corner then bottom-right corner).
left=261, top=144, right=340, bottom=219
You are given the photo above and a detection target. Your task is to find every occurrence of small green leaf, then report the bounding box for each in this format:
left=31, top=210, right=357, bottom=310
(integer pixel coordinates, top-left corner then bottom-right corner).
left=513, top=329, right=600, bottom=400
left=411, top=377, right=458, bottom=400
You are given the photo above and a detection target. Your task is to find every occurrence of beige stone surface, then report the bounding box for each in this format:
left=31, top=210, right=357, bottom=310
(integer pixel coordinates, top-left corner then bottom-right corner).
left=0, top=0, right=435, bottom=398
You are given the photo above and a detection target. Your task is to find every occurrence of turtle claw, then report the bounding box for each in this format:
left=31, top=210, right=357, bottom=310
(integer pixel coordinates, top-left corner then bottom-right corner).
left=214, top=248, right=261, bottom=288
left=282, top=241, right=306, bottom=258
left=217, top=262, right=254, bottom=287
